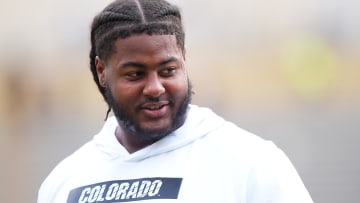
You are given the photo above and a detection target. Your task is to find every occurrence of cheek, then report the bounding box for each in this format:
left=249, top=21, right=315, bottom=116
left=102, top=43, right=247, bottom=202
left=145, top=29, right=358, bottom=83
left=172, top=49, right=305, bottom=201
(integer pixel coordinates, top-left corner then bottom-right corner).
left=109, top=81, right=137, bottom=103
left=168, top=77, right=189, bottom=97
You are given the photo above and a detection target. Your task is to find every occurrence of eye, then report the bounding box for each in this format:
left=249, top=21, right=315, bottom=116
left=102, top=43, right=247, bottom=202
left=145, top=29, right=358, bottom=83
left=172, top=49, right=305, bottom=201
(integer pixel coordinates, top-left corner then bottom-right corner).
left=160, top=67, right=176, bottom=76
left=125, top=71, right=144, bottom=80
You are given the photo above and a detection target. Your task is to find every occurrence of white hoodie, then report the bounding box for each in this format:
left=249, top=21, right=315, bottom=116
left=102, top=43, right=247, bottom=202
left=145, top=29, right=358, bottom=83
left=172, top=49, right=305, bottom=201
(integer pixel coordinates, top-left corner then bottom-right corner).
left=38, top=105, right=313, bottom=203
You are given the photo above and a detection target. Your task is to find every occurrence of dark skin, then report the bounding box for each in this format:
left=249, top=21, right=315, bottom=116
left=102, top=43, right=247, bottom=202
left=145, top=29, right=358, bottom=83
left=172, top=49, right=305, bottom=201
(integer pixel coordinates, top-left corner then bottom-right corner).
left=95, top=34, right=189, bottom=153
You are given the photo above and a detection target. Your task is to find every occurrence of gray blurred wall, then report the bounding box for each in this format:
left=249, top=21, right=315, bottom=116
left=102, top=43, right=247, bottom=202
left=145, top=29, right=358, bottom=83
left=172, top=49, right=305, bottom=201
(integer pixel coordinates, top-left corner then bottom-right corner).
left=0, top=0, right=359, bottom=202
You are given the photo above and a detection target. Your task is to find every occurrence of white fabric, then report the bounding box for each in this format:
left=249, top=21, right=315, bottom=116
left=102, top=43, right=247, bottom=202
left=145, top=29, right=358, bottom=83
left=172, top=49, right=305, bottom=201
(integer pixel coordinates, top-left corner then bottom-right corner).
left=38, top=105, right=313, bottom=203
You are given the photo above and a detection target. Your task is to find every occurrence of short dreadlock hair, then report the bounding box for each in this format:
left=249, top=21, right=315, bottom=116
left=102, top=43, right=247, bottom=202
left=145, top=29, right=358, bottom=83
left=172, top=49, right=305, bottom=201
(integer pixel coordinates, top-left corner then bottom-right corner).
left=89, top=0, right=185, bottom=109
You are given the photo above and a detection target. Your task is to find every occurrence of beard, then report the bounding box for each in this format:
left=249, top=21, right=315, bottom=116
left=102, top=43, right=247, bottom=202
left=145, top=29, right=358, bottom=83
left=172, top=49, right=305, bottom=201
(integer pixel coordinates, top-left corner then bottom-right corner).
left=105, top=80, right=193, bottom=141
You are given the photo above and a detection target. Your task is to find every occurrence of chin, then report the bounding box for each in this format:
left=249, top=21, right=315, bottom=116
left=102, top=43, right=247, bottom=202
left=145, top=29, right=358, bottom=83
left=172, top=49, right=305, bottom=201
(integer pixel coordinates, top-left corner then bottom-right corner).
left=140, top=124, right=173, bottom=139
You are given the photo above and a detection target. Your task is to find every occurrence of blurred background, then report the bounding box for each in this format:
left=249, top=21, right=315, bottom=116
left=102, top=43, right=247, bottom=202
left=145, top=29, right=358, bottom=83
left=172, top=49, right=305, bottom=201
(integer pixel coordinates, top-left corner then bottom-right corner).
left=0, top=0, right=359, bottom=202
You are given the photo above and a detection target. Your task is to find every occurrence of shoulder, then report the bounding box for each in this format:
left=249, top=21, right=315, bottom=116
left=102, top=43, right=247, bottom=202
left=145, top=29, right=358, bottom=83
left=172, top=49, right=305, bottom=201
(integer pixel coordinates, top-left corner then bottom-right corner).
left=212, top=122, right=313, bottom=202
left=203, top=122, right=312, bottom=202
left=37, top=117, right=121, bottom=202
left=203, top=119, right=271, bottom=153
left=186, top=105, right=273, bottom=158
left=202, top=119, right=293, bottom=169
left=38, top=141, right=97, bottom=202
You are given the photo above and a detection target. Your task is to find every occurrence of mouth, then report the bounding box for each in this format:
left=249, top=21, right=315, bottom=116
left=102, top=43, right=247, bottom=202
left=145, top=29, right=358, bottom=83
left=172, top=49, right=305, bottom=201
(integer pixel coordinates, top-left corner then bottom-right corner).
left=140, top=101, right=170, bottom=118
left=141, top=101, right=170, bottom=110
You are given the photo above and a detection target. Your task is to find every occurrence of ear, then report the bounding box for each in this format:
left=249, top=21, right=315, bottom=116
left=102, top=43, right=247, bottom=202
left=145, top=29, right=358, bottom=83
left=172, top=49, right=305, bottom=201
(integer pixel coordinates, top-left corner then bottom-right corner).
left=95, top=56, right=106, bottom=87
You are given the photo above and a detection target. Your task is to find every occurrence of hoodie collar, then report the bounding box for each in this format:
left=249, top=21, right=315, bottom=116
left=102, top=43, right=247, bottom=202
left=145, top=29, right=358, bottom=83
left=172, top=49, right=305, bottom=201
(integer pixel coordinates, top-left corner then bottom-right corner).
left=93, top=105, right=226, bottom=161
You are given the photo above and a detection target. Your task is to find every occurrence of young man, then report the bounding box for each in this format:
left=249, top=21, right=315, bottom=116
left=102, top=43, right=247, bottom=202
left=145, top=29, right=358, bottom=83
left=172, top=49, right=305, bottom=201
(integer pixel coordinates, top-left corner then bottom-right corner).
left=38, top=0, right=313, bottom=202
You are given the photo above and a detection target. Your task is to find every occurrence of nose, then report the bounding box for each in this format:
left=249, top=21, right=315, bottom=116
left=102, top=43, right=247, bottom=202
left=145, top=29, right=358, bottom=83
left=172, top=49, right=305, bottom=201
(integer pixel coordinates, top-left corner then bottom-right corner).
left=143, top=73, right=165, bottom=98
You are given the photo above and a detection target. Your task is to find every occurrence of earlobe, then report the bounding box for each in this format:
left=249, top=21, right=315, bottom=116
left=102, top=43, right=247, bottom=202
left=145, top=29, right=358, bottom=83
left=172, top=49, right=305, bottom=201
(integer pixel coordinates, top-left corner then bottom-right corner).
left=95, top=56, right=106, bottom=87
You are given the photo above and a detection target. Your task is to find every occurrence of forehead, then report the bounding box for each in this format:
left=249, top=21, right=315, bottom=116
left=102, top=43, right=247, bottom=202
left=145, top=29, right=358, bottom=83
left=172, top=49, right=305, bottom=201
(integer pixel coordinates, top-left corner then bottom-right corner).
left=112, top=34, right=181, bottom=57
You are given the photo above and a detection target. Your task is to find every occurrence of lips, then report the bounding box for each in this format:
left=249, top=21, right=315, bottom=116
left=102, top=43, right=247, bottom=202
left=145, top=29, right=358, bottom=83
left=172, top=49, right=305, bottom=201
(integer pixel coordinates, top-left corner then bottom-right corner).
left=141, top=101, right=169, bottom=109
left=140, top=101, right=170, bottom=118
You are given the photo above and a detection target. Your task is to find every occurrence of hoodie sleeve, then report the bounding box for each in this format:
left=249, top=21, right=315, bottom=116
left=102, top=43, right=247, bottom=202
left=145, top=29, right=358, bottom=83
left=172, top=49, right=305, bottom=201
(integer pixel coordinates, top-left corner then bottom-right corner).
left=37, top=162, right=69, bottom=203
left=37, top=142, right=94, bottom=203
left=245, top=142, right=313, bottom=203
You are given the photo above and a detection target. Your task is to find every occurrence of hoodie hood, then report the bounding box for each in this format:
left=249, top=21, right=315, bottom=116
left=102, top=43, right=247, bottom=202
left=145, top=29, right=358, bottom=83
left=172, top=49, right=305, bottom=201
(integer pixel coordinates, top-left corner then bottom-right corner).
left=92, top=104, right=226, bottom=162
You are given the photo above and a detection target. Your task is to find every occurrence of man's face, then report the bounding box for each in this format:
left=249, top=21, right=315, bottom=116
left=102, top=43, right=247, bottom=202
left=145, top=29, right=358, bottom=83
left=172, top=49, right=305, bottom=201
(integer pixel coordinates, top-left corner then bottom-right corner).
left=97, top=34, right=191, bottom=140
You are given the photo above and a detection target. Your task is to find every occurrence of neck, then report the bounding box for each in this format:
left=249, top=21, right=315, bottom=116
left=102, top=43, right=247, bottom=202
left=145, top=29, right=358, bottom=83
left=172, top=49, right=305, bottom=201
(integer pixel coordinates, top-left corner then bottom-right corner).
left=115, top=126, right=158, bottom=153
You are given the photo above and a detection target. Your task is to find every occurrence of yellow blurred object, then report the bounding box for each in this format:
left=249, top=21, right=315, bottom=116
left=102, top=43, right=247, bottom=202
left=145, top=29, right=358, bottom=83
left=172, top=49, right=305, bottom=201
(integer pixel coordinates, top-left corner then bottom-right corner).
left=281, top=35, right=338, bottom=99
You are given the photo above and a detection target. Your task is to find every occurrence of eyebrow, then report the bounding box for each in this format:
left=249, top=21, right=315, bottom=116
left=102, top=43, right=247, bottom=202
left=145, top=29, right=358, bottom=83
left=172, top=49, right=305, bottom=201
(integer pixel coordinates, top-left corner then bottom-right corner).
left=158, top=57, right=179, bottom=66
left=119, top=61, right=146, bottom=69
left=119, top=57, right=179, bottom=69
